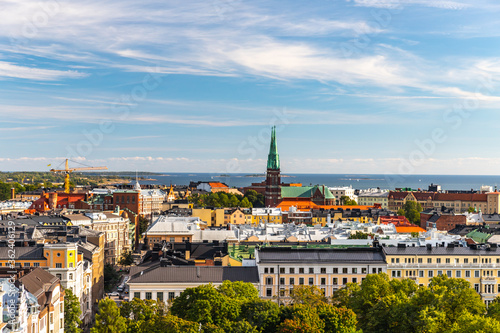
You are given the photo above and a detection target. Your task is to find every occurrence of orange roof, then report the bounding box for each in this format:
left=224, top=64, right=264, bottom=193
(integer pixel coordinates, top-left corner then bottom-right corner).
left=208, top=182, right=228, bottom=188
left=395, top=226, right=426, bottom=233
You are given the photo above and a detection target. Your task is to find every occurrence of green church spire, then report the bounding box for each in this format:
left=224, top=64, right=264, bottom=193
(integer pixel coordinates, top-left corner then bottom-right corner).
left=267, top=126, right=280, bottom=170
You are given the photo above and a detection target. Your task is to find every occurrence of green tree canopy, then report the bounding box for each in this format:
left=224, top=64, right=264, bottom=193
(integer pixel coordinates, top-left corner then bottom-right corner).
left=91, top=298, right=127, bottom=333
left=64, top=288, right=82, bottom=333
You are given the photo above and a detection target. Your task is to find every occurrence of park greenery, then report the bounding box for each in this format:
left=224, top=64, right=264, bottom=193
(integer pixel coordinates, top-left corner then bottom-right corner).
left=64, top=288, right=83, bottom=333
left=397, top=200, right=423, bottom=225
left=189, top=189, right=264, bottom=208
left=90, top=275, right=500, bottom=332
left=340, top=195, right=357, bottom=206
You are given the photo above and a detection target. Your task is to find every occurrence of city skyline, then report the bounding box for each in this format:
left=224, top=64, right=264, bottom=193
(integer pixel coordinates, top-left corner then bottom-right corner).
left=3, top=0, right=500, bottom=174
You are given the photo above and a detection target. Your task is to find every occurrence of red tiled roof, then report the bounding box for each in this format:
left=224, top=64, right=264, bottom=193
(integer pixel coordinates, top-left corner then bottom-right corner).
left=395, top=226, right=426, bottom=233
left=208, top=182, right=228, bottom=188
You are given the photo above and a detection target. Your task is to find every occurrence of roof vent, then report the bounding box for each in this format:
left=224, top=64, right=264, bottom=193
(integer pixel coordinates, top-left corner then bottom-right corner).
left=196, top=267, right=200, bottom=278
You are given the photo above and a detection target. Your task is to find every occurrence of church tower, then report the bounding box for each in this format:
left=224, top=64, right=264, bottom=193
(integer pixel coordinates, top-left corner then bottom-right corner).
left=265, top=126, right=281, bottom=207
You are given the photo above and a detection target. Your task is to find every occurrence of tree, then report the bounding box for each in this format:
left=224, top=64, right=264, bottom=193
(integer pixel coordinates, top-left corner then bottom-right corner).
left=217, top=280, right=259, bottom=300
left=138, top=216, right=150, bottom=235
left=119, top=250, right=134, bottom=267
left=397, top=208, right=405, bottom=216
left=240, top=197, right=253, bottom=208
left=240, top=299, right=280, bottom=333
left=64, top=288, right=82, bottom=333
left=348, top=231, right=372, bottom=239
left=316, top=304, right=358, bottom=333
left=467, top=206, right=476, bottom=213
left=289, top=285, right=327, bottom=306
left=278, top=304, right=325, bottom=333
left=244, top=190, right=265, bottom=208
left=402, top=200, right=422, bottom=225
left=104, top=263, right=121, bottom=292
left=170, top=284, right=240, bottom=326
left=448, top=312, right=500, bottom=333
left=91, top=298, right=127, bottom=333
left=340, top=195, right=356, bottom=206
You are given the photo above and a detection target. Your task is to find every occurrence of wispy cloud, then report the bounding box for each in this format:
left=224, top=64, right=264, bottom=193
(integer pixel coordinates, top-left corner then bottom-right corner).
left=0, top=61, right=87, bottom=81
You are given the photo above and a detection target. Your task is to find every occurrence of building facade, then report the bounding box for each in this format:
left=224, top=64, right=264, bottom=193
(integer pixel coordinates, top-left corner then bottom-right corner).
left=265, top=126, right=281, bottom=207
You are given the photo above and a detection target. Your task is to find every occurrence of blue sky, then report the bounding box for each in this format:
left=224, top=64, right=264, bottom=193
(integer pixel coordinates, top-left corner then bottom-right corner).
left=2, top=0, right=500, bottom=174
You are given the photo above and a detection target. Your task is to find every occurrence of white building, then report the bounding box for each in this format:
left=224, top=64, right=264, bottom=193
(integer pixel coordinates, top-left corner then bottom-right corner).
left=329, top=186, right=357, bottom=205
left=357, top=188, right=389, bottom=208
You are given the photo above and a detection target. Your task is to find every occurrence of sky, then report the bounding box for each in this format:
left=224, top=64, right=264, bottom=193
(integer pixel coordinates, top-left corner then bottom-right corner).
left=2, top=0, right=500, bottom=174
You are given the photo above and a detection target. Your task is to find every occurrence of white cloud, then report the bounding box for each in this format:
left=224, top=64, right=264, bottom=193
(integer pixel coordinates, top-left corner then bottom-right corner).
left=0, top=61, right=87, bottom=81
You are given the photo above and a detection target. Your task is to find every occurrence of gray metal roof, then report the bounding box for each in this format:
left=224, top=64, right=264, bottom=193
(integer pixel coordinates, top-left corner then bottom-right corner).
left=128, top=266, right=259, bottom=284
left=0, top=247, right=45, bottom=260
left=257, top=248, right=385, bottom=263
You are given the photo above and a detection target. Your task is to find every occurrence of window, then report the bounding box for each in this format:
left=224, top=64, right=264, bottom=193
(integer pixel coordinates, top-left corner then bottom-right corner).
left=34, top=263, right=40, bottom=267
left=456, top=271, right=461, bottom=278
left=372, top=268, right=377, bottom=274
left=134, top=292, right=140, bottom=299
left=446, top=271, right=452, bottom=277
left=280, top=267, right=285, bottom=274
left=56, top=263, right=62, bottom=268
left=475, top=270, right=480, bottom=278
left=436, top=258, right=441, bottom=264
left=24, top=263, right=30, bottom=267
left=56, top=274, right=62, bottom=280
left=352, top=278, right=357, bottom=283
left=299, top=268, right=304, bottom=274
left=333, top=268, right=338, bottom=274
left=455, top=258, right=459, bottom=264
left=473, top=258, right=478, bottom=263
left=168, top=292, right=175, bottom=300
left=342, top=268, right=348, bottom=274
left=299, top=278, right=304, bottom=285
left=362, top=268, right=367, bottom=274
left=391, top=258, right=395, bottom=263
left=419, top=270, right=424, bottom=277
left=342, top=278, right=348, bottom=285
left=437, top=270, right=443, bottom=276
left=270, top=268, right=274, bottom=274
left=428, top=271, right=434, bottom=278
left=266, top=277, right=273, bottom=285
left=266, top=288, right=272, bottom=297
left=321, top=267, right=326, bottom=274
left=427, top=258, right=432, bottom=264
left=446, top=258, right=450, bottom=264
left=320, top=278, right=326, bottom=285
left=474, top=284, right=480, bottom=292
left=289, top=278, right=295, bottom=285
left=309, top=268, right=314, bottom=274
left=289, top=268, right=295, bottom=274
left=264, top=268, right=269, bottom=274
left=280, top=278, right=285, bottom=285
left=333, top=278, right=338, bottom=285
left=69, top=262, right=73, bottom=268
left=309, top=278, right=314, bottom=285
left=69, top=273, right=73, bottom=280
left=157, top=292, right=163, bottom=302
left=465, top=270, right=471, bottom=278
left=418, top=258, right=422, bottom=264
left=170, top=237, right=175, bottom=242
left=396, top=258, right=400, bottom=263
left=352, top=268, right=357, bottom=274
left=146, top=292, right=152, bottom=300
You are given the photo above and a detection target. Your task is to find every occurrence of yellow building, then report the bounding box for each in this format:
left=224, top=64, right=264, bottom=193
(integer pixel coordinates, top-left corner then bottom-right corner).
left=192, top=208, right=225, bottom=227
left=384, top=245, right=500, bottom=305
left=251, top=208, right=282, bottom=226
left=224, top=208, right=247, bottom=225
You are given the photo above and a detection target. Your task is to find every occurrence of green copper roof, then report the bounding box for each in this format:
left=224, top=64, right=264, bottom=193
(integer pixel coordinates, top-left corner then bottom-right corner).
left=267, top=126, right=280, bottom=170
left=466, top=229, right=492, bottom=244
left=281, top=185, right=335, bottom=199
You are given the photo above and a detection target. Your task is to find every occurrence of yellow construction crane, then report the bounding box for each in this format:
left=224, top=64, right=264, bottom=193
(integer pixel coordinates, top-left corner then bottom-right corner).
left=50, top=159, right=108, bottom=193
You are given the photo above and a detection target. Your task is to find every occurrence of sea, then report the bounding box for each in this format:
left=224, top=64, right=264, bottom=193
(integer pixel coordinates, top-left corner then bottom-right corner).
left=129, top=173, right=500, bottom=191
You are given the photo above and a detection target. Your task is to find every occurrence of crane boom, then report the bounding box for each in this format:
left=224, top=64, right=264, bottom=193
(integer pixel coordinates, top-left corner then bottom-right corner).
left=49, top=159, right=108, bottom=193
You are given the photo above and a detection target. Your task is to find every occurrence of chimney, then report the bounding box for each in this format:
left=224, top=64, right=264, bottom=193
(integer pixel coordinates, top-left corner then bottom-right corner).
left=196, top=266, right=200, bottom=278
left=185, top=240, right=191, bottom=260
left=10, top=188, right=15, bottom=199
